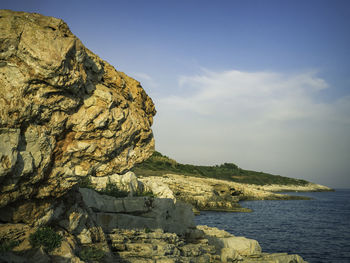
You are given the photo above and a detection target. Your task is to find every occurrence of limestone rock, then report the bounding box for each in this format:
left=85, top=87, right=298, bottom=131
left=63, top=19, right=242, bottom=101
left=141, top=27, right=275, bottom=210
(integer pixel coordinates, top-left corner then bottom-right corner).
left=197, top=225, right=262, bottom=256
left=79, top=188, right=195, bottom=235
left=139, top=174, right=251, bottom=212
left=196, top=225, right=307, bottom=262
left=108, top=228, right=218, bottom=262
left=139, top=174, right=314, bottom=213
left=241, top=252, right=307, bottom=263
left=258, top=183, right=333, bottom=192
left=220, top=248, right=242, bottom=262
left=90, top=171, right=144, bottom=194
left=0, top=10, right=155, bottom=223
left=79, top=187, right=151, bottom=213
left=140, top=177, right=175, bottom=199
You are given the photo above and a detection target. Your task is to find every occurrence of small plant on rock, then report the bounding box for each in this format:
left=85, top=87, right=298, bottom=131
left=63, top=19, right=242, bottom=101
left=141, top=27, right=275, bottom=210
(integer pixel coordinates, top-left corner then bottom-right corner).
left=135, top=190, right=155, bottom=198
left=29, top=227, right=63, bottom=252
left=79, top=246, right=105, bottom=262
left=98, top=179, right=129, bottom=198
left=144, top=227, right=152, bottom=233
left=79, top=176, right=95, bottom=189
left=0, top=238, right=20, bottom=253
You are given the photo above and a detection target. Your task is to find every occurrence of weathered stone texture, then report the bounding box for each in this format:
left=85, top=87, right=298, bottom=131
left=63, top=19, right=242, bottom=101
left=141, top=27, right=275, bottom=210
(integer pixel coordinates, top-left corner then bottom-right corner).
left=0, top=9, right=155, bottom=221
left=139, top=174, right=314, bottom=213
left=139, top=174, right=251, bottom=212
left=79, top=188, right=195, bottom=235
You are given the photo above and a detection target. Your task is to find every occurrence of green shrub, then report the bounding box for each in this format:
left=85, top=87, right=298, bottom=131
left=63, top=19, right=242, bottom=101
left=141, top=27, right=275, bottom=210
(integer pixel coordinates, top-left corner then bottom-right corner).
left=144, top=227, right=152, bottom=233
left=0, top=239, right=20, bottom=253
left=79, top=176, right=94, bottom=189
left=29, top=227, right=62, bottom=252
left=98, top=180, right=129, bottom=198
left=132, top=151, right=310, bottom=186
left=79, top=246, right=105, bottom=262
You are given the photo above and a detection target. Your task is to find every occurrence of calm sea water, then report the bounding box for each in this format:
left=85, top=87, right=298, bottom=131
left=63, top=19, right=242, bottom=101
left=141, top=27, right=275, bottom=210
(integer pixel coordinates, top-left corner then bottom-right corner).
left=195, top=189, right=350, bottom=263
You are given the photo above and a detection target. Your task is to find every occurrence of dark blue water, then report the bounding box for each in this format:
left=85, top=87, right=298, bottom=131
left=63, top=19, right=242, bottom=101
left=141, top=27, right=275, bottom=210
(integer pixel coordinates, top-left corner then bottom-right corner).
left=195, top=189, right=350, bottom=263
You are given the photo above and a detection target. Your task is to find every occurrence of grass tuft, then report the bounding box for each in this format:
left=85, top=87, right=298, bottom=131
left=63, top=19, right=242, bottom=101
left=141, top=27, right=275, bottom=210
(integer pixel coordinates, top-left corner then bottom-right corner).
left=0, top=239, right=20, bottom=253
left=78, top=176, right=95, bottom=189
left=97, top=179, right=129, bottom=198
left=29, top=227, right=62, bottom=252
left=79, top=246, right=105, bottom=262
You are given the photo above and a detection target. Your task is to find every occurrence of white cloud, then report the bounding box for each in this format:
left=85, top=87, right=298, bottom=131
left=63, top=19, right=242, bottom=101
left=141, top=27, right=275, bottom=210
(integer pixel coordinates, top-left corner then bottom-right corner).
left=168, top=69, right=332, bottom=120
left=131, top=72, right=159, bottom=96
left=132, top=72, right=153, bottom=81
left=152, top=69, right=350, bottom=187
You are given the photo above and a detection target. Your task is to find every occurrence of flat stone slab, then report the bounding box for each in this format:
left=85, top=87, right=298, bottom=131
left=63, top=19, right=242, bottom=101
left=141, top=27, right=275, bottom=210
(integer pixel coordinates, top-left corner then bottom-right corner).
left=79, top=188, right=152, bottom=213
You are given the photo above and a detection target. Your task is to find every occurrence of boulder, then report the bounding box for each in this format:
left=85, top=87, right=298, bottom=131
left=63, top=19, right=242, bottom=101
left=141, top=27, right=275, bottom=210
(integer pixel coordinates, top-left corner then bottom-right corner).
left=79, top=187, right=151, bottom=213
left=79, top=188, right=195, bottom=235
left=0, top=9, right=155, bottom=223
left=197, top=225, right=262, bottom=256
left=219, top=236, right=261, bottom=256
left=90, top=171, right=144, bottom=194
left=141, top=198, right=196, bottom=234
left=220, top=248, right=242, bottom=262
left=140, top=177, right=175, bottom=199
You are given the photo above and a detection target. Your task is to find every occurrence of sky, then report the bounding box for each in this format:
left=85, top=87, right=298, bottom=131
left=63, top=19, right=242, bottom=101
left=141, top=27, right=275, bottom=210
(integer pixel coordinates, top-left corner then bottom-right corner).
left=2, top=0, right=350, bottom=188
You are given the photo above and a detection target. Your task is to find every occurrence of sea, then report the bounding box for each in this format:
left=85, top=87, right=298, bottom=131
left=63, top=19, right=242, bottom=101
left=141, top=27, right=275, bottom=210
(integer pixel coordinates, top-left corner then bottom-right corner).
left=195, top=189, right=350, bottom=263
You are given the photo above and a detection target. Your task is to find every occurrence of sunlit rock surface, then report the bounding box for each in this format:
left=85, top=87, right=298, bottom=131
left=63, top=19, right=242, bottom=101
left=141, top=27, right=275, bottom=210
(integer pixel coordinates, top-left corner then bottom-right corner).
left=139, top=174, right=313, bottom=213
left=0, top=9, right=155, bottom=223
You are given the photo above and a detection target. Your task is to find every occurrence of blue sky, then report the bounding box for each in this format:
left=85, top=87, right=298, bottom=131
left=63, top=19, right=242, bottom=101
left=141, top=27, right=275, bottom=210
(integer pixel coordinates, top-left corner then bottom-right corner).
left=2, top=0, right=350, bottom=188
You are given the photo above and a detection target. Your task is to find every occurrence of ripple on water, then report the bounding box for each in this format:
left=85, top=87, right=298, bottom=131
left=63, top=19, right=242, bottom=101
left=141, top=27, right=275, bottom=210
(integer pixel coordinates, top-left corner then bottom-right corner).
left=195, top=190, right=350, bottom=263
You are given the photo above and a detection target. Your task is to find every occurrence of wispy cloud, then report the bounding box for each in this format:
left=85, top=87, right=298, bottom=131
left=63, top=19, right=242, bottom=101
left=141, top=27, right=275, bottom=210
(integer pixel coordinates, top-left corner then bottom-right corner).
left=131, top=72, right=159, bottom=96
left=167, top=69, right=333, bottom=120
left=153, top=69, right=350, bottom=187
left=132, top=72, right=153, bottom=81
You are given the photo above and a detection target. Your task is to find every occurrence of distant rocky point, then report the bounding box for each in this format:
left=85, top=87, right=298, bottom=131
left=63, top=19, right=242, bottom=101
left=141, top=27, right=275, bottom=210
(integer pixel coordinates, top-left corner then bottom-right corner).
left=0, top=10, right=307, bottom=262
left=133, top=151, right=332, bottom=212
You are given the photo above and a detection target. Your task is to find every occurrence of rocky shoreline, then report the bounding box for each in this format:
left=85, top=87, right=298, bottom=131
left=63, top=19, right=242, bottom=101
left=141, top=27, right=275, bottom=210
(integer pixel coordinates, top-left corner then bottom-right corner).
left=0, top=10, right=315, bottom=262
left=0, top=182, right=307, bottom=263
left=139, top=173, right=331, bottom=213
left=257, top=183, right=333, bottom=193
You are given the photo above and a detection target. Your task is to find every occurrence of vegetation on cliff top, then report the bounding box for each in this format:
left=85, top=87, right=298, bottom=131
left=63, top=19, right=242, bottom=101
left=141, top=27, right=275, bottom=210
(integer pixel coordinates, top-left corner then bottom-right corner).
left=132, top=151, right=309, bottom=186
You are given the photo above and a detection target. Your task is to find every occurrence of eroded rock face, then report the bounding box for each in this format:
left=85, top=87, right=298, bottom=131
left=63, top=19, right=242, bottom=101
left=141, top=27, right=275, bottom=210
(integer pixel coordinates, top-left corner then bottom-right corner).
left=0, top=10, right=156, bottom=223
left=79, top=188, right=195, bottom=235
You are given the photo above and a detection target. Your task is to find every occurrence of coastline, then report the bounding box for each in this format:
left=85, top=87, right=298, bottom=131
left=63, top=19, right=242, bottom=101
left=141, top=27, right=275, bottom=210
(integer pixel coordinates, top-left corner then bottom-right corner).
left=257, top=183, right=334, bottom=193
left=195, top=190, right=350, bottom=262
left=139, top=173, right=330, bottom=213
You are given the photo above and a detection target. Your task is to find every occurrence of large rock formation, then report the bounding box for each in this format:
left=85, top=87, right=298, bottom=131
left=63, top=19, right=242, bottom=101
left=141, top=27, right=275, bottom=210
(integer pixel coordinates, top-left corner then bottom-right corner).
left=79, top=188, right=195, bottom=235
left=0, top=9, right=155, bottom=223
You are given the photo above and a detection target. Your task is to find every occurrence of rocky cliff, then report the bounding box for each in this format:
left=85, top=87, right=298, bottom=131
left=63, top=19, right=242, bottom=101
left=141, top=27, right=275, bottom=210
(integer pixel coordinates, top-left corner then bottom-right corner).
left=0, top=9, right=155, bottom=224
